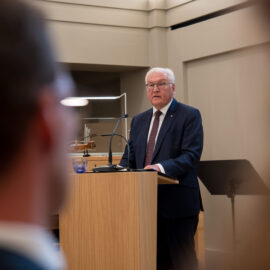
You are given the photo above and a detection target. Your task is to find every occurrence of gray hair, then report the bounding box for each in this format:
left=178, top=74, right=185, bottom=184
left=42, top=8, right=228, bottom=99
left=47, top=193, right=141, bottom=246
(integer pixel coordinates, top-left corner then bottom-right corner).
left=145, top=67, right=175, bottom=84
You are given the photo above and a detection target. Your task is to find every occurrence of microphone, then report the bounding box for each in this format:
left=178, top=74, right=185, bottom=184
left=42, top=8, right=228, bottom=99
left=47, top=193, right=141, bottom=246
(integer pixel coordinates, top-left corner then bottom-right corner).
left=92, top=114, right=128, bottom=172
left=102, top=133, right=130, bottom=170
left=108, top=114, right=128, bottom=166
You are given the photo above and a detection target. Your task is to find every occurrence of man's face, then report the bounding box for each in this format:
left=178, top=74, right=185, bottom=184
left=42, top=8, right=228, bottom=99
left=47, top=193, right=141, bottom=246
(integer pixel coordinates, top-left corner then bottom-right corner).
left=146, top=71, right=175, bottom=110
left=48, top=103, right=77, bottom=212
left=46, top=76, right=78, bottom=213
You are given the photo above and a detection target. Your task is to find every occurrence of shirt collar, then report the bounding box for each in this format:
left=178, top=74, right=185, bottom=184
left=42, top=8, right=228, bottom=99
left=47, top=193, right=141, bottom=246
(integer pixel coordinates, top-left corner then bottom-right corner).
left=0, top=222, right=66, bottom=270
left=152, top=98, right=173, bottom=116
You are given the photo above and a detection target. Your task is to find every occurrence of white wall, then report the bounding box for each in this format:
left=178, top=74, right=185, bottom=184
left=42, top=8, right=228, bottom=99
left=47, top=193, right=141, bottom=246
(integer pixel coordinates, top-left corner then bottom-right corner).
left=42, top=0, right=149, bottom=10
left=166, top=0, right=249, bottom=26
left=120, top=68, right=150, bottom=118
left=168, top=5, right=270, bottom=99
left=167, top=4, right=270, bottom=268
left=47, top=22, right=149, bottom=67
left=30, top=0, right=150, bottom=66
left=29, top=0, right=249, bottom=67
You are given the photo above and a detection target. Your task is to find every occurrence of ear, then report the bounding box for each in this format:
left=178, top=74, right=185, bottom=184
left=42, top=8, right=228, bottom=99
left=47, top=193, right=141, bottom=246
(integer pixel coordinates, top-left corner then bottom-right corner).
left=35, top=89, right=59, bottom=153
left=172, top=83, right=176, bottom=95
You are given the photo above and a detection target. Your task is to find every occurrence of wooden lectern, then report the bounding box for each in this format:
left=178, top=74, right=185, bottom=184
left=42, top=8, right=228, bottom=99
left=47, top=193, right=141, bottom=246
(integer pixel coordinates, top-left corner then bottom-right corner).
left=59, top=171, right=177, bottom=270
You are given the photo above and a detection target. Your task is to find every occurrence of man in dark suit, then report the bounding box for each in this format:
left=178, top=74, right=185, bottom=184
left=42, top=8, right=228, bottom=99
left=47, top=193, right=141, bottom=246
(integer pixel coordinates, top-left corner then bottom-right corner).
left=120, top=67, right=203, bottom=270
left=0, top=1, right=76, bottom=269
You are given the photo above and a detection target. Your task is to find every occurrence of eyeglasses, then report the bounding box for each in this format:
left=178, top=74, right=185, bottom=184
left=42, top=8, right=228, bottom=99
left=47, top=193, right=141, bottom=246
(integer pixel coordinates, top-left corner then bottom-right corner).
left=145, top=82, right=172, bottom=91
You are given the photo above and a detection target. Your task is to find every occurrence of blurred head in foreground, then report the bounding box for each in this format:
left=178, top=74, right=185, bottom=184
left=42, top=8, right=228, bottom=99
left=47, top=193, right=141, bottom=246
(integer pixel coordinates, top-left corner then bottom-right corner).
left=0, top=0, right=76, bottom=226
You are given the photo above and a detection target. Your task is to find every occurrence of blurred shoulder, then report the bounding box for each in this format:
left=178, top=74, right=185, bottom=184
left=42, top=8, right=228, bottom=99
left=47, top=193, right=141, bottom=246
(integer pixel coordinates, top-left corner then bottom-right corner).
left=132, top=108, right=152, bottom=122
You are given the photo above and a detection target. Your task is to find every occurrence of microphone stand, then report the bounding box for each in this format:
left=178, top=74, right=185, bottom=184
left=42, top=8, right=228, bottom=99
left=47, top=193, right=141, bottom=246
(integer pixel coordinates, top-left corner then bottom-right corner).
left=92, top=114, right=128, bottom=172
left=102, top=133, right=130, bottom=170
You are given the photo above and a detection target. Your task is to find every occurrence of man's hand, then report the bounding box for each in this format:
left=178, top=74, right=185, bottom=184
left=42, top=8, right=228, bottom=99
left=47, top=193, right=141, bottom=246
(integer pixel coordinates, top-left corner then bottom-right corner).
left=144, top=164, right=161, bottom=172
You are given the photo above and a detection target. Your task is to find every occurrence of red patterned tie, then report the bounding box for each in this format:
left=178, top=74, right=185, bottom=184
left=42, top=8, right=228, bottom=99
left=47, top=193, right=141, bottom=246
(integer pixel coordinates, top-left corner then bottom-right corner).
left=144, top=110, right=162, bottom=166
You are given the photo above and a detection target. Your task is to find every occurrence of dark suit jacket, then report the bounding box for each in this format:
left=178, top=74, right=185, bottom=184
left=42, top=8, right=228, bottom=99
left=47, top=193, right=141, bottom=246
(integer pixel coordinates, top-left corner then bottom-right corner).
left=120, top=99, right=204, bottom=218
left=0, top=248, right=46, bottom=270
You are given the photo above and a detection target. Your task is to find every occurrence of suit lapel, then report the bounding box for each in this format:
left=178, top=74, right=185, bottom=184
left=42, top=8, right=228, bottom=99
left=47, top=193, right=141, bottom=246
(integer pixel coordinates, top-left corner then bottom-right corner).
left=137, top=109, right=153, bottom=168
left=152, top=99, right=177, bottom=162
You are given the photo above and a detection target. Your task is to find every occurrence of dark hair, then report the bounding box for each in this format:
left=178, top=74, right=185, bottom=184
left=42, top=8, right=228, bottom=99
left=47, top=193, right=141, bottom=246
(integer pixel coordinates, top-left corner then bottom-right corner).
left=0, top=0, right=57, bottom=170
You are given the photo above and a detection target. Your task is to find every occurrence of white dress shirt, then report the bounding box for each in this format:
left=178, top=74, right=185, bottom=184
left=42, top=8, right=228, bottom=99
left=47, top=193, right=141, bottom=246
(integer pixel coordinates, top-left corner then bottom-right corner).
left=147, top=99, right=173, bottom=173
left=0, top=222, right=66, bottom=270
